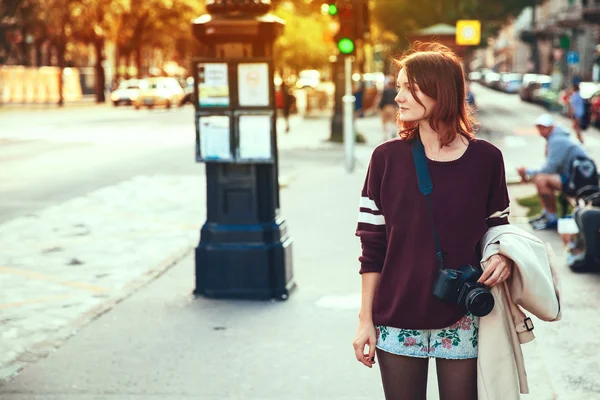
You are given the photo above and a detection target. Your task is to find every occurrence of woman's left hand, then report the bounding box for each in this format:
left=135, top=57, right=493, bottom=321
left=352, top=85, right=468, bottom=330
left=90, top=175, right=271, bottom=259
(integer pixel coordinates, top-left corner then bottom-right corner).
left=478, top=254, right=513, bottom=287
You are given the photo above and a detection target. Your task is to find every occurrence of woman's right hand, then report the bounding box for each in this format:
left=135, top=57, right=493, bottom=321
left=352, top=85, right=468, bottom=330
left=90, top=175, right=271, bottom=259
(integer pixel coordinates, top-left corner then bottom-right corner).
left=353, top=320, right=377, bottom=368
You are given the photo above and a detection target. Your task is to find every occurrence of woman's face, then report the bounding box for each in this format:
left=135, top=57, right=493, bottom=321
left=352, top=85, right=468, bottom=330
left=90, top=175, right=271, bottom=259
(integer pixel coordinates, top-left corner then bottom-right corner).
left=394, top=69, right=436, bottom=122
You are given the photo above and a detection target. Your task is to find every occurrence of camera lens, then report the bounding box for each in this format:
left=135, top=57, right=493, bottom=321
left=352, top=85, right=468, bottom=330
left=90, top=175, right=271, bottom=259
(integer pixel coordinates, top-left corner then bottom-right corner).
left=465, top=288, right=494, bottom=317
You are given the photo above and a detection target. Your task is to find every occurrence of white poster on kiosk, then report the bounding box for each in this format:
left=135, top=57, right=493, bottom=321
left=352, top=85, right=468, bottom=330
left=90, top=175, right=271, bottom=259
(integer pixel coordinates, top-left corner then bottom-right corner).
left=238, top=63, right=269, bottom=107
left=197, top=63, right=229, bottom=107
left=238, top=115, right=272, bottom=160
left=199, top=115, right=232, bottom=160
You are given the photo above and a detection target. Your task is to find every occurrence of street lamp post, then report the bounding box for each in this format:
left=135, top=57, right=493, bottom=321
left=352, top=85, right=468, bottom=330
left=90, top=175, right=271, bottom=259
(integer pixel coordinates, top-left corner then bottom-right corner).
left=191, top=0, right=295, bottom=300
left=531, top=0, right=541, bottom=74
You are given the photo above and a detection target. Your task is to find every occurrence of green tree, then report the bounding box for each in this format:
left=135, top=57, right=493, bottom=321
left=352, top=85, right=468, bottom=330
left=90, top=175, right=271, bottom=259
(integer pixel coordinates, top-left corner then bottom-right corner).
left=372, top=0, right=531, bottom=52
left=107, top=0, right=199, bottom=80
left=272, top=3, right=336, bottom=74
left=35, top=0, right=81, bottom=106
left=0, top=0, right=43, bottom=66
left=71, top=0, right=119, bottom=102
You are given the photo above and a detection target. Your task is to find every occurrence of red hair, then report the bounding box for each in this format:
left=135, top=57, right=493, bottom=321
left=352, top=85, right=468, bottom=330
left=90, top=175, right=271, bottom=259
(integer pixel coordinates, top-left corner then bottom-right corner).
left=393, top=42, right=477, bottom=146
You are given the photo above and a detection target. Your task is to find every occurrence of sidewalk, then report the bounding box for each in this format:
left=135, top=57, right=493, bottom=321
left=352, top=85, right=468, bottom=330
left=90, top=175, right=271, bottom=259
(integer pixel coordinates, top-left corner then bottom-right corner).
left=0, top=175, right=204, bottom=378
left=0, top=114, right=595, bottom=399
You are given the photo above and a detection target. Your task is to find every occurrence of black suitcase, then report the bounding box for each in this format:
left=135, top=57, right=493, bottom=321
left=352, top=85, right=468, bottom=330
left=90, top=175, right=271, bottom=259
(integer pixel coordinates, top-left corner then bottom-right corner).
left=569, top=207, right=600, bottom=271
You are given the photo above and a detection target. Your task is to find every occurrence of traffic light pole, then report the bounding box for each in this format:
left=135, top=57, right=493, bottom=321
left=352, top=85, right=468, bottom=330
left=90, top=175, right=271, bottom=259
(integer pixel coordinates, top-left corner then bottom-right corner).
left=330, top=58, right=344, bottom=141
left=342, top=56, right=355, bottom=173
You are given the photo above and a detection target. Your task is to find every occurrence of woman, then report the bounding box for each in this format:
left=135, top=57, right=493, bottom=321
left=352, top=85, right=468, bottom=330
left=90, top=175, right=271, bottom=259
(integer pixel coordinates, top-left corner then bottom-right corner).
left=353, top=42, right=514, bottom=400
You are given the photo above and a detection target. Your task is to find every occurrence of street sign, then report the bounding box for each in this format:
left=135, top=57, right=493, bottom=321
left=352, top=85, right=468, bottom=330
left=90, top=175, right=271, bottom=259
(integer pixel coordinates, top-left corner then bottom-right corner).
left=567, top=51, right=579, bottom=65
left=456, top=20, right=481, bottom=46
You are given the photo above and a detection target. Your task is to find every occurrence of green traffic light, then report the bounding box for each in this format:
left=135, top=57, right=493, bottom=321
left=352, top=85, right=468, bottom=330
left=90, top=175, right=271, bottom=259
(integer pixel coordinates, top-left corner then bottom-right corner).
left=337, top=38, right=355, bottom=54
left=328, top=4, right=338, bottom=15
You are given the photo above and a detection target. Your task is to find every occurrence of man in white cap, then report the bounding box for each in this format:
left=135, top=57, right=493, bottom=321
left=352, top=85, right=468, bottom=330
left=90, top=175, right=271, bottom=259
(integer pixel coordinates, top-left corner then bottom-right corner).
left=517, top=113, right=590, bottom=230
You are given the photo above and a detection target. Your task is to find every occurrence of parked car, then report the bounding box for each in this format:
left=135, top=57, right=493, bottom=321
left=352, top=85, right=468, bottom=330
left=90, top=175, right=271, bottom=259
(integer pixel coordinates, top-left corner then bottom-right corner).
left=468, top=71, right=482, bottom=82
left=483, top=72, right=501, bottom=89
left=110, top=79, right=141, bottom=106
left=134, top=77, right=185, bottom=110
left=499, top=73, right=523, bottom=94
left=519, top=74, right=539, bottom=101
left=520, top=74, right=551, bottom=102
left=296, top=69, right=320, bottom=89
left=534, top=87, right=563, bottom=111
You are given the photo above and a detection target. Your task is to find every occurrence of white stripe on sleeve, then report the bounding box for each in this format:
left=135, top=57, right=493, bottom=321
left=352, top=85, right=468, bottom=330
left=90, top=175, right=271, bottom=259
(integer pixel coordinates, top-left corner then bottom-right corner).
left=359, top=196, right=380, bottom=212
left=358, top=212, right=386, bottom=225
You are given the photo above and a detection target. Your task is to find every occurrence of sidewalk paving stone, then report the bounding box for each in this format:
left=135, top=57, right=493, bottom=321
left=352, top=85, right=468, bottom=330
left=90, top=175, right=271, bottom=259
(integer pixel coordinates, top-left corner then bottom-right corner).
left=0, top=175, right=205, bottom=380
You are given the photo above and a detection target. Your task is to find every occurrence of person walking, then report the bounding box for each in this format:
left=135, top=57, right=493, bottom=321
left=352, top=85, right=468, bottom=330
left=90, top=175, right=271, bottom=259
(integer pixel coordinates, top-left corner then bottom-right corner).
left=569, top=83, right=586, bottom=143
left=378, top=75, right=399, bottom=142
left=280, top=80, right=293, bottom=133
left=354, top=81, right=366, bottom=119
left=353, top=43, right=513, bottom=400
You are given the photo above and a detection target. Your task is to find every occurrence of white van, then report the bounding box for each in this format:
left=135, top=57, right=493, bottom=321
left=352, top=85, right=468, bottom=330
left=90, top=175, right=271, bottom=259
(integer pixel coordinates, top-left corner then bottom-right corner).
left=296, top=70, right=320, bottom=89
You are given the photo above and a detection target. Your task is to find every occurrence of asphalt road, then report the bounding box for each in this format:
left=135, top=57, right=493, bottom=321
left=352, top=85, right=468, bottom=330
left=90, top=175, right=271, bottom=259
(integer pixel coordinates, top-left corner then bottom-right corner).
left=3, top=85, right=599, bottom=224
left=0, top=105, right=203, bottom=223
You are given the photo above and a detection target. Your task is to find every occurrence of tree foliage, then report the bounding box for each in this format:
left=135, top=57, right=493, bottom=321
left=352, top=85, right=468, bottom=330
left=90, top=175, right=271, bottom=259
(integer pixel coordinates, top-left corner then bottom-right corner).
left=273, top=2, right=336, bottom=73
left=372, top=0, right=531, bottom=52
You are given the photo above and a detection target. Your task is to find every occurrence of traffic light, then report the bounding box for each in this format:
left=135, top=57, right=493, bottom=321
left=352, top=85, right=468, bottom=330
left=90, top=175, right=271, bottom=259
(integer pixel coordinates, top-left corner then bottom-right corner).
left=321, top=2, right=338, bottom=15
left=334, top=1, right=357, bottom=55
left=327, top=3, right=338, bottom=15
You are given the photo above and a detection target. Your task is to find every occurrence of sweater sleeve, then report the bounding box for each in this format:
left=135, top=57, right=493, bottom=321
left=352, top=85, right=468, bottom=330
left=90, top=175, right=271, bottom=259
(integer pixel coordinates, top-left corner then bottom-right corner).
left=486, top=149, right=511, bottom=227
left=355, top=153, right=387, bottom=274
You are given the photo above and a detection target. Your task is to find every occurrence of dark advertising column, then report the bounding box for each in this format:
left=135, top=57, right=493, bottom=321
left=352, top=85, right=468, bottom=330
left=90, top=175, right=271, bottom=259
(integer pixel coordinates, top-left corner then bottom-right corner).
left=191, top=0, right=295, bottom=300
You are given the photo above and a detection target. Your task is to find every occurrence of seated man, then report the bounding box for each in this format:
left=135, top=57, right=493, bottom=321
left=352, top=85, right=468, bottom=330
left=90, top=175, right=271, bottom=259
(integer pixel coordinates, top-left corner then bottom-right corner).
left=517, top=113, right=590, bottom=230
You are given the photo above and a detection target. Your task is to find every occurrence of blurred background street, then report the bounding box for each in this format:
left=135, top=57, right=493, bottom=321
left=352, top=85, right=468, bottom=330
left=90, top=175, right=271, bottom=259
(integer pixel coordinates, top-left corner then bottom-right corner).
left=3, top=0, right=600, bottom=398
left=1, top=83, right=600, bottom=399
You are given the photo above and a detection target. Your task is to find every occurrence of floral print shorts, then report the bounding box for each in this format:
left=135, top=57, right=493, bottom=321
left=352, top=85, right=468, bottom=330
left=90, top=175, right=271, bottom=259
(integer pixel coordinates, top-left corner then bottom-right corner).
left=376, top=313, right=479, bottom=360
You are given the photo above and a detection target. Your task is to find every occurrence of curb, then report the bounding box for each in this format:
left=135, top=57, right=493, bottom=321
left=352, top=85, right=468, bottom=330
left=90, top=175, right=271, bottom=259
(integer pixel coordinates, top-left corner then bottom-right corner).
left=0, top=101, right=108, bottom=115
left=0, top=244, right=194, bottom=385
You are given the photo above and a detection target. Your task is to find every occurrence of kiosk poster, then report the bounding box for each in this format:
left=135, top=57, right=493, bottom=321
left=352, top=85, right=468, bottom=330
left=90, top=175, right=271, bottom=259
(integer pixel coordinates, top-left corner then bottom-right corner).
left=238, top=115, right=272, bottom=160
left=238, top=63, right=269, bottom=107
left=197, top=63, right=229, bottom=107
left=199, top=115, right=232, bottom=160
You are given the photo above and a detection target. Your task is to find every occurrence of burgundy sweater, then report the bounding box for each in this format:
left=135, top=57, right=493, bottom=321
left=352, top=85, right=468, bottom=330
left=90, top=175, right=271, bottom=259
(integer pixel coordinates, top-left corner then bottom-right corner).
left=356, top=137, right=510, bottom=329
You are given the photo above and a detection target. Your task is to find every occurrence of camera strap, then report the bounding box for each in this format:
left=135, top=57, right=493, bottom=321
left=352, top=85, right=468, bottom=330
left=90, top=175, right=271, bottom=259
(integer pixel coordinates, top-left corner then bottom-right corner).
left=411, top=135, right=445, bottom=271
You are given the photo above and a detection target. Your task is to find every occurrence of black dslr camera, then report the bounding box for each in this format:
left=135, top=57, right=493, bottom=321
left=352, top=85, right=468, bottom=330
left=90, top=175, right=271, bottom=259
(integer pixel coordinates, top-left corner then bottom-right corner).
left=432, top=264, right=494, bottom=317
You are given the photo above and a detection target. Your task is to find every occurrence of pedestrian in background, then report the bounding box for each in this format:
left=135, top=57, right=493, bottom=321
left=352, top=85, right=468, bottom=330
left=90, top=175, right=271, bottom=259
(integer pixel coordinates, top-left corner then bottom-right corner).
left=378, top=75, right=399, bottom=142
left=569, top=83, right=585, bottom=144
left=353, top=81, right=365, bottom=119
left=517, top=113, right=591, bottom=230
left=280, top=80, right=293, bottom=133
left=353, top=42, right=513, bottom=400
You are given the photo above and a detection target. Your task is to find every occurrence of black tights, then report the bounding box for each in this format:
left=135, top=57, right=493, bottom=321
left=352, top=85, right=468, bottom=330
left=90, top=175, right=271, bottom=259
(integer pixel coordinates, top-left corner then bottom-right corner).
left=376, top=348, right=478, bottom=400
